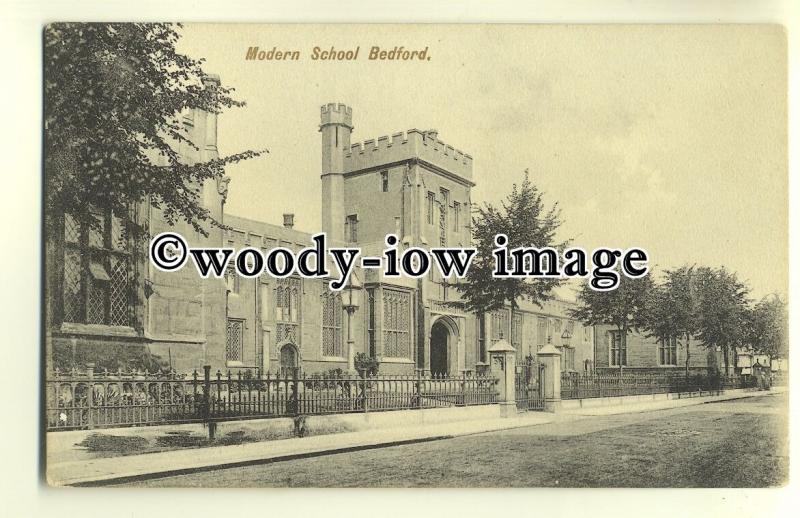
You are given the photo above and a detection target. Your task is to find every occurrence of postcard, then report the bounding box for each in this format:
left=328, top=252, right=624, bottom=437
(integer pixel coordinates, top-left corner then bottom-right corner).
left=42, top=23, right=788, bottom=489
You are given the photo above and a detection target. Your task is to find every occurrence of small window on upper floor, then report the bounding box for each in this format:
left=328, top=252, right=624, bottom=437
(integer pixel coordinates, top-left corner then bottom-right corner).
left=381, top=170, right=389, bottom=192
left=346, top=214, right=358, bottom=243
left=225, top=266, right=239, bottom=294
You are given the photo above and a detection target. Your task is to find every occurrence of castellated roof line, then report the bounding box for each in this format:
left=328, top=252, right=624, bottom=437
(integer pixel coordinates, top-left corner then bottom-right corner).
left=320, top=103, right=352, bottom=115
left=320, top=103, right=354, bottom=129
left=345, top=129, right=473, bottom=166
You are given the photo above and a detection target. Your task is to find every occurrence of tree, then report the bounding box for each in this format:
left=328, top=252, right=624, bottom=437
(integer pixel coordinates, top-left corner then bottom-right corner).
left=745, top=294, right=788, bottom=360
left=570, top=273, right=654, bottom=370
left=694, top=266, right=750, bottom=375
left=642, top=265, right=699, bottom=375
left=456, top=171, right=568, bottom=354
left=44, top=23, right=265, bottom=239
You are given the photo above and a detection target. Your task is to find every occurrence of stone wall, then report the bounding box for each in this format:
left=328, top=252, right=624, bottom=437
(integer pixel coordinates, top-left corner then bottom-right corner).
left=594, top=325, right=721, bottom=372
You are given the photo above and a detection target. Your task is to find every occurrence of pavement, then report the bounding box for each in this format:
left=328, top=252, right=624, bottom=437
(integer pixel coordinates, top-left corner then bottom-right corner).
left=47, top=386, right=785, bottom=487
left=560, top=386, right=785, bottom=416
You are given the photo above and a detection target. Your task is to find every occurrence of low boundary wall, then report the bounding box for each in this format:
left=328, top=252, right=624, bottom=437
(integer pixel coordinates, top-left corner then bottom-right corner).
left=558, top=387, right=762, bottom=410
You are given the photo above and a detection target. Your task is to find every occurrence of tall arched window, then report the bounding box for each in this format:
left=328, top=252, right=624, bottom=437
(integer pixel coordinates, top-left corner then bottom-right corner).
left=275, top=278, right=301, bottom=344
left=275, top=286, right=285, bottom=321
left=383, top=288, right=411, bottom=359
left=321, top=288, right=343, bottom=357
left=292, top=285, right=299, bottom=322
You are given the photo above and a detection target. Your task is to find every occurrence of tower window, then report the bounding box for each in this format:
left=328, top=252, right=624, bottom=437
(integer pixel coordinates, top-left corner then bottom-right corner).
left=439, top=188, right=449, bottom=246
left=381, top=170, right=389, bottom=192
left=426, top=191, right=435, bottom=224
left=453, top=201, right=460, bottom=229
left=346, top=214, right=358, bottom=242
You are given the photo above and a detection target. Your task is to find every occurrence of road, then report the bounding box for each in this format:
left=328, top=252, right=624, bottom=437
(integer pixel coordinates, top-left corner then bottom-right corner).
left=122, top=393, right=787, bottom=488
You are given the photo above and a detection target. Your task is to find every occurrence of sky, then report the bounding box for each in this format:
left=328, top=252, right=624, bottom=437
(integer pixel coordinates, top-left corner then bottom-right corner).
left=177, top=24, right=787, bottom=300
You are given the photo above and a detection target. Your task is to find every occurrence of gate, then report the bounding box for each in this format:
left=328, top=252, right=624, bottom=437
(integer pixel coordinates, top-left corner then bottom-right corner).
left=515, top=362, right=545, bottom=411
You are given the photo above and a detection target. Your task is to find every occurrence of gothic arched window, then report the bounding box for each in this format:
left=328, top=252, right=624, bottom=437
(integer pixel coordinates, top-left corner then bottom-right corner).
left=321, top=288, right=343, bottom=357
left=383, top=288, right=411, bottom=359
left=275, top=278, right=301, bottom=345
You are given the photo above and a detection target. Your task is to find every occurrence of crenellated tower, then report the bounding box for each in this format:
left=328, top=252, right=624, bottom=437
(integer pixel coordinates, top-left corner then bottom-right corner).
left=317, top=105, right=476, bottom=376
left=319, top=103, right=353, bottom=242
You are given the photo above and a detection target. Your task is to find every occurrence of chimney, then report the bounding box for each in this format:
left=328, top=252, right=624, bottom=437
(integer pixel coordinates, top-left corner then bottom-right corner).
left=283, top=213, right=295, bottom=229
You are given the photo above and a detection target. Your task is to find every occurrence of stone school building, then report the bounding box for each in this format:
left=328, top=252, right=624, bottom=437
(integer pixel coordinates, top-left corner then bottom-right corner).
left=593, top=326, right=726, bottom=374
left=46, top=88, right=595, bottom=376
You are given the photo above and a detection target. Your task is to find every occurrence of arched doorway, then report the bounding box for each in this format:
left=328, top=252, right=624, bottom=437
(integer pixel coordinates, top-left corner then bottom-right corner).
left=280, top=344, right=298, bottom=373
left=430, top=324, right=448, bottom=375
left=430, top=317, right=458, bottom=376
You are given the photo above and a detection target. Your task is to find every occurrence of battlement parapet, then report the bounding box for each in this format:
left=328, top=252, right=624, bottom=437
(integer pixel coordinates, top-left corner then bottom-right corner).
left=321, top=102, right=352, bottom=116
left=320, top=103, right=353, bottom=128
left=344, top=128, right=473, bottom=180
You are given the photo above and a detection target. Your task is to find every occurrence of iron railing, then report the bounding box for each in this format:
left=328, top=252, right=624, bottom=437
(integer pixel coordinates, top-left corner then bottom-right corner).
left=45, top=367, right=499, bottom=431
left=560, top=372, right=756, bottom=400
left=515, top=363, right=546, bottom=411
left=45, top=368, right=203, bottom=430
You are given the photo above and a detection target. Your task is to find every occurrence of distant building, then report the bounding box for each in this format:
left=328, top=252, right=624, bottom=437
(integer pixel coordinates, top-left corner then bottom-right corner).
left=593, top=327, right=724, bottom=374
left=46, top=90, right=594, bottom=375
left=737, top=347, right=783, bottom=375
